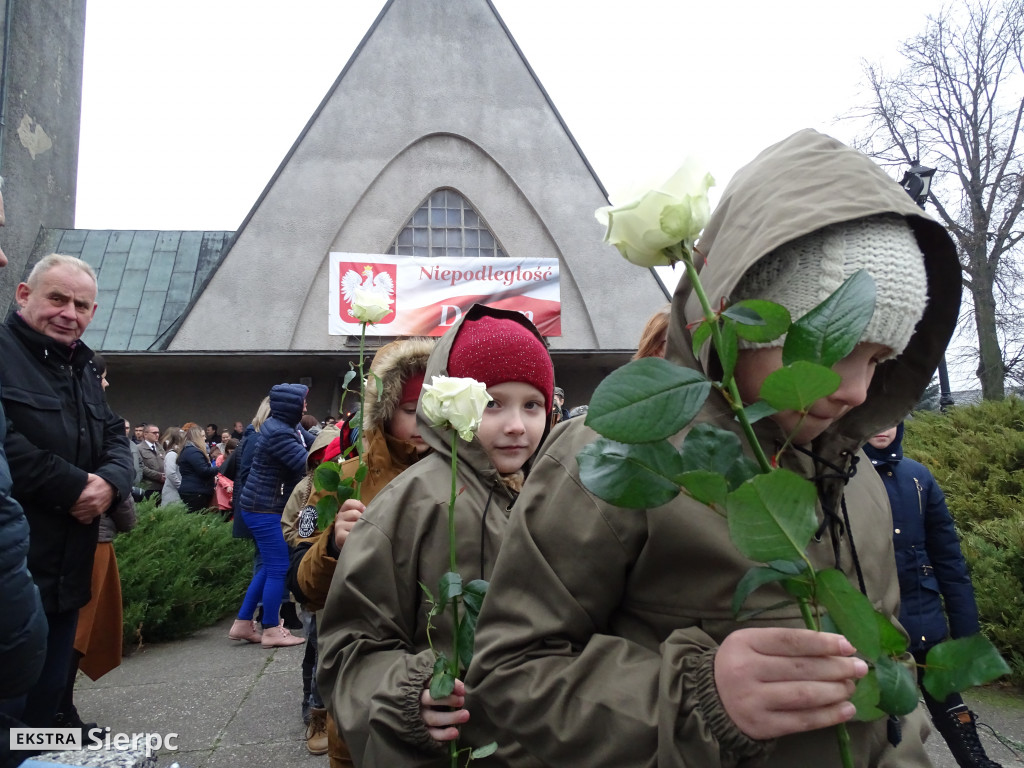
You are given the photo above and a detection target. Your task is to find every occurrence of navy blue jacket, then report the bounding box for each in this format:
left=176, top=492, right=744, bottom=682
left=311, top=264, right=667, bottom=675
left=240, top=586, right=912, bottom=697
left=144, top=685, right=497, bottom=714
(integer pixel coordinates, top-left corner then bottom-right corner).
left=239, top=383, right=309, bottom=515
left=864, top=423, right=980, bottom=653
left=177, top=443, right=218, bottom=495
left=0, top=401, right=47, bottom=696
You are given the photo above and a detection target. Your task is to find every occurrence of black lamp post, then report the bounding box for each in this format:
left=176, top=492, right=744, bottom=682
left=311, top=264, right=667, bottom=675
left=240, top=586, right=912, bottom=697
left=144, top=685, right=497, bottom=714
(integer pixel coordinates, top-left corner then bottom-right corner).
left=901, top=160, right=954, bottom=410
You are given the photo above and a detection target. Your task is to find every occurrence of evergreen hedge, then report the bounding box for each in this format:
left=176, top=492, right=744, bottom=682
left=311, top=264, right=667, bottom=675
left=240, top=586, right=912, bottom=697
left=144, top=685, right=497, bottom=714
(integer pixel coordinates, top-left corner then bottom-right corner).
left=114, top=501, right=252, bottom=649
left=903, top=397, right=1024, bottom=686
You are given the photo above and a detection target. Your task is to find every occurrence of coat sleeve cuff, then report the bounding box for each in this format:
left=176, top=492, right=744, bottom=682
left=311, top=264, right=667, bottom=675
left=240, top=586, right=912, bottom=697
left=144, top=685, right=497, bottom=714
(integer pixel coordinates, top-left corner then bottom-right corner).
left=397, top=655, right=447, bottom=755
left=688, top=647, right=769, bottom=764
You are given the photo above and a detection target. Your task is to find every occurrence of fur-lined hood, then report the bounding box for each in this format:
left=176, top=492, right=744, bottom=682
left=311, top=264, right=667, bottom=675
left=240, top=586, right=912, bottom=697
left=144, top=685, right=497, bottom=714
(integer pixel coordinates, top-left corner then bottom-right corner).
left=362, top=338, right=436, bottom=434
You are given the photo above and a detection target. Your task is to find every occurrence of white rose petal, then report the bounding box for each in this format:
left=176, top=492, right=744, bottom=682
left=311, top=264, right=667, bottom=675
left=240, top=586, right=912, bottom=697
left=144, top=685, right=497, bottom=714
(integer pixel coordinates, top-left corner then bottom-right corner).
left=421, top=376, right=492, bottom=442
left=351, top=288, right=393, bottom=324
left=595, top=157, right=714, bottom=268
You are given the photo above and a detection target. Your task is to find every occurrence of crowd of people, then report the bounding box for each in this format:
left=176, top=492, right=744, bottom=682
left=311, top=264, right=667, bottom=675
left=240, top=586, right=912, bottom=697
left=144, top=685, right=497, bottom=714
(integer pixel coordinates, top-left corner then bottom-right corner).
left=0, top=130, right=1006, bottom=768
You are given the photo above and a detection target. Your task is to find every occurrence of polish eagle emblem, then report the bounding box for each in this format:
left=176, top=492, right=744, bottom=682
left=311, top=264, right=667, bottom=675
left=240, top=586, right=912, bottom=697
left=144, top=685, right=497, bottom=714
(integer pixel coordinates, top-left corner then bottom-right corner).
left=341, top=265, right=395, bottom=319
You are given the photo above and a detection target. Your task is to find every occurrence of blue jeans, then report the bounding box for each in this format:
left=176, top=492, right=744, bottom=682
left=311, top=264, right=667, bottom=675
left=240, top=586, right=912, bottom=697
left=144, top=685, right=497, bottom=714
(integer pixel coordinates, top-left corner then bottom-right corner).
left=237, top=511, right=289, bottom=629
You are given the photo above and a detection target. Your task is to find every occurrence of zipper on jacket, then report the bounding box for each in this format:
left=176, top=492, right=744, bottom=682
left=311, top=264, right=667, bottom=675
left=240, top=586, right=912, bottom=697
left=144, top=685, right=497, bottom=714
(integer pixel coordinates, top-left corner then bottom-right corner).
left=913, top=477, right=924, bottom=517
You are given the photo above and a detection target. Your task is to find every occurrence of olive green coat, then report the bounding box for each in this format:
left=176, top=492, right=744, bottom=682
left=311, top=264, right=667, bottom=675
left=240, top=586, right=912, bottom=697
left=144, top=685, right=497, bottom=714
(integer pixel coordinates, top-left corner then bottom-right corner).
left=317, top=305, right=551, bottom=767
left=465, top=129, right=961, bottom=767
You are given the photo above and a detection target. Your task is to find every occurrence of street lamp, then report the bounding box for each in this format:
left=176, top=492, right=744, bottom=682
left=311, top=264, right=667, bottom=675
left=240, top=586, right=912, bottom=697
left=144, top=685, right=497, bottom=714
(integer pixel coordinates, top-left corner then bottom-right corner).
left=900, top=160, right=954, bottom=411
left=900, top=161, right=936, bottom=208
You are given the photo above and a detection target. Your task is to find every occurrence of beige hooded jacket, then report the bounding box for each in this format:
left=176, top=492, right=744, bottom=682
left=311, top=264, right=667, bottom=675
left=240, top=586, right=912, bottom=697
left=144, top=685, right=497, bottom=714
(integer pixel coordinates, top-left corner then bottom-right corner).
left=316, top=305, right=552, bottom=768
left=465, top=130, right=961, bottom=768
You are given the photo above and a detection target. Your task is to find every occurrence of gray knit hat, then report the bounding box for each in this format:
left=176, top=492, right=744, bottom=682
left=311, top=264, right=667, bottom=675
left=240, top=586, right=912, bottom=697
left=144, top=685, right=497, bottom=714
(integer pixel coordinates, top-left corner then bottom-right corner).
left=731, top=215, right=928, bottom=360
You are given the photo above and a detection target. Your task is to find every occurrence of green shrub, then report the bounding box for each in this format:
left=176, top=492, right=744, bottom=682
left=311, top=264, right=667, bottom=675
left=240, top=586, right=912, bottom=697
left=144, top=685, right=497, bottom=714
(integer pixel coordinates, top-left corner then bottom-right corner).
left=114, top=500, right=253, bottom=649
left=904, top=398, right=1024, bottom=686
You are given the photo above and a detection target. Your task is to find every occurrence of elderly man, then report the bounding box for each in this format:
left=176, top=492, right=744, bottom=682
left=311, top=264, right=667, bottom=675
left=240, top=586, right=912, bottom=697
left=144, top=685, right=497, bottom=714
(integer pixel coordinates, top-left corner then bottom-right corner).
left=0, top=252, right=132, bottom=729
left=0, top=177, right=48, bottom=703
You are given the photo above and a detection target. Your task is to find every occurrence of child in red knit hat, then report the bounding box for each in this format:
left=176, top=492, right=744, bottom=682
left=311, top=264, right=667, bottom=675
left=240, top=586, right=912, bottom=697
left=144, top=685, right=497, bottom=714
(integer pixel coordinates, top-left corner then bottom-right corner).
left=317, top=304, right=554, bottom=767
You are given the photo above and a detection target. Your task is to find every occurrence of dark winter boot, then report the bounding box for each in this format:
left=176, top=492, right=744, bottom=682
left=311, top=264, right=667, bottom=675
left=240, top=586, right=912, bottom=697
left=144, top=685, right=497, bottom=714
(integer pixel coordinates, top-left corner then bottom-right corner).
left=938, top=706, right=1004, bottom=768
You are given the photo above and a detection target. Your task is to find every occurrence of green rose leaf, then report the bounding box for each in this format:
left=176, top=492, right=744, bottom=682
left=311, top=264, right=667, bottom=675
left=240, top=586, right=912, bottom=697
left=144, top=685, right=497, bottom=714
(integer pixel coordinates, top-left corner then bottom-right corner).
left=851, top=671, right=885, bottom=721
left=815, top=569, right=882, bottom=660
left=371, top=370, right=384, bottom=400
left=742, top=401, right=778, bottom=424
left=334, top=482, right=355, bottom=503
left=457, top=601, right=480, bottom=669
left=438, top=571, right=463, bottom=603
left=316, top=494, right=339, bottom=530
left=875, top=654, right=919, bottom=716
left=462, top=579, right=488, bottom=618
left=782, top=269, right=876, bottom=368
left=782, top=575, right=814, bottom=601
left=678, top=423, right=759, bottom=492
left=577, top=438, right=683, bottom=509
left=726, top=300, right=791, bottom=343
left=585, top=358, right=711, bottom=443
left=759, top=361, right=840, bottom=412
left=691, top=321, right=713, bottom=360
left=725, top=470, right=818, bottom=562
left=676, top=470, right=728, bottom=507
left=732, top=562, right=805, bottom=616
left=342, top=369, right=357, bottom=392
left=719, top=318, right=739, bottom=384
left=314, top=462, right=341, bottom=492
left=429, top=654, right=455, bottom=700
left=354, top=463, right=368, bottom=483
left=922, top=634, right=1011, bottom=701
left=471, top=743, right=499, bottom=759
left=877, top=613, right=908, bottom=656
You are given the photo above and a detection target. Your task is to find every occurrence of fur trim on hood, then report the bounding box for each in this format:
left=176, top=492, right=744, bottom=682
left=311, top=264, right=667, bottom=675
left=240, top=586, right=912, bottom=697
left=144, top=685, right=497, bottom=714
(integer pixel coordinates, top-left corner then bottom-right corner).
left=361, top=338, right=436, bottom=434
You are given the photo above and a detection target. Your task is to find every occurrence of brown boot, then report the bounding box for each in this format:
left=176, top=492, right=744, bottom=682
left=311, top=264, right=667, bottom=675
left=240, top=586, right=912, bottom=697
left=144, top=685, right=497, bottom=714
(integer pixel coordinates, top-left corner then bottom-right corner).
left=305, top=708, right=328, bottom=755
left=327, top=712, right=355, bottom=768
left=261, top=620, right=304, bottom=648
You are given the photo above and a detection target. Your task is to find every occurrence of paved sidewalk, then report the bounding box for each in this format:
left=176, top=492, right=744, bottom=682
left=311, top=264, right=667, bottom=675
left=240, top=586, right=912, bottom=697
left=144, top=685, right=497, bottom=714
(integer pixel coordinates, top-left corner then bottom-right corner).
left=76, top=618, right=314, bottom=768
left=72, top=617, right=1023, bottom=767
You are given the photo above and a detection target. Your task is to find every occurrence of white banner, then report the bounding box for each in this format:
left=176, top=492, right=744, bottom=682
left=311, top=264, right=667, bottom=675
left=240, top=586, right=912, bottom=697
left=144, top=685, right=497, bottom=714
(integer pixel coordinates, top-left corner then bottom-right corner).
left=328, top=254, right=560, bottom=336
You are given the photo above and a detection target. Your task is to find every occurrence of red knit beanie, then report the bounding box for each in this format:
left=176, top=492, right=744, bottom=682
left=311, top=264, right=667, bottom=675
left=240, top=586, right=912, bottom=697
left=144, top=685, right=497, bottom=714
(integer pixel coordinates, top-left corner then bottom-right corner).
left=447, top=316, right=554, bottom=411
left=400, top=372, right=425, bottom=405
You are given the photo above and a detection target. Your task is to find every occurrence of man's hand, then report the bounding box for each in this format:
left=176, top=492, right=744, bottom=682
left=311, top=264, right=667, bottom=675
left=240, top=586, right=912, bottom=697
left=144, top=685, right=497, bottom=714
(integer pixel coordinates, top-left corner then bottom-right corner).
left=69, top=473, right=115, bottom=524
left=714, top=627, right=867, bottom=741
left=333, top=499, right=365, bottom=550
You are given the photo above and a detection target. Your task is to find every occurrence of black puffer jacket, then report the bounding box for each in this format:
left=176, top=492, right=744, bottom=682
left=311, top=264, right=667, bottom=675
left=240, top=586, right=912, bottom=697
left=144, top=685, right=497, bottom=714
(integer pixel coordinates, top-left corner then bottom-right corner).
left=0, top=313, right=133, bottom=613
left=0, top=401, right=46, bottom=696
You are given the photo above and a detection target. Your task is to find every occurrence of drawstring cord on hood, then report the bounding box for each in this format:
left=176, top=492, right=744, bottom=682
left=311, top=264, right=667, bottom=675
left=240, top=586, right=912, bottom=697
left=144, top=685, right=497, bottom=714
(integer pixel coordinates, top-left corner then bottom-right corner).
left=479, top=484, right=496, bottom=580
left=791, top=445, right=868, bottom=595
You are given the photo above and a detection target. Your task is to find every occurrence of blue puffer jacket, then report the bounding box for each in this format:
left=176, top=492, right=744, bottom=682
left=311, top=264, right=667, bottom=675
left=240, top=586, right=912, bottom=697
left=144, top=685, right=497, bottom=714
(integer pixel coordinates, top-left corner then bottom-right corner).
left=864, top=423, right=980, bottom=653
left=239, top=383, right=309, bottom=515
left=0, top=401, right=47, bottom=697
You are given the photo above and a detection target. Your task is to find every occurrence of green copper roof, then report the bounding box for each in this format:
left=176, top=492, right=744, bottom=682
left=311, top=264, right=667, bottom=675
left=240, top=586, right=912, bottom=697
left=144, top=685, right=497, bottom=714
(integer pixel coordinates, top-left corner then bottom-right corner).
left=28, top=229, right=234, bottom=351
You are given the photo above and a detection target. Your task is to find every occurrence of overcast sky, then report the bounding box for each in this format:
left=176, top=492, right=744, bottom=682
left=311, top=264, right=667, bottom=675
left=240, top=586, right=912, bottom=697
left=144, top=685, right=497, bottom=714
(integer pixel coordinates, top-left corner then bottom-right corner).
left=77, top=0, right=974, bottom=388
left=76, top=0, right=945, bottom=230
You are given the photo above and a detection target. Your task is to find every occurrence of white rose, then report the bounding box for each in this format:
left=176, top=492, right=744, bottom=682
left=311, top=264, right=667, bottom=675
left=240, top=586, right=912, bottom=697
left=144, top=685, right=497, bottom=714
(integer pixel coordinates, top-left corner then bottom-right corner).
left=421, top=376, right=492, bottom=442
left=351, top=289, right=392, bottom=324
left=595, top=158, right=714, bottom=267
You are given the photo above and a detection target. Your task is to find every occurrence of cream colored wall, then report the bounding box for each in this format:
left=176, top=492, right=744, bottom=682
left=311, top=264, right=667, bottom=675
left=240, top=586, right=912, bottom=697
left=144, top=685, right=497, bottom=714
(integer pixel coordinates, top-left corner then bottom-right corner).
left=169, top=0, right=665, bottom=354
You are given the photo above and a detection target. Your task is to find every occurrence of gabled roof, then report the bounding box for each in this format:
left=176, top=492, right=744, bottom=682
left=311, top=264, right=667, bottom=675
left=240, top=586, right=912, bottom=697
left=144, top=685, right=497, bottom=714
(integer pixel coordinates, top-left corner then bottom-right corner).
left=27, top=228, right=234, bottom=351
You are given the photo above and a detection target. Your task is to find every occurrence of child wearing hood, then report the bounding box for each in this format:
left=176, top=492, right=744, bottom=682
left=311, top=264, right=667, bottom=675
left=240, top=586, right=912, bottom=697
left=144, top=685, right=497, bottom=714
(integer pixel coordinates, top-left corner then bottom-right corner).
left=865, top=424, right=1001, bottom=768
left=280, top=337, right=435, bottom=764
left=317, top=304, right=554, bottom=767
left=465, top=130, right=962, bottom=767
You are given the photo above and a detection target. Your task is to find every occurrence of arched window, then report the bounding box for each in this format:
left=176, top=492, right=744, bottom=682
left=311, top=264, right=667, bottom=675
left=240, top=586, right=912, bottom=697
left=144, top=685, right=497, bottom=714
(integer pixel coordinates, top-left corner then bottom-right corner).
left=388, top=188, right=506, bottom=259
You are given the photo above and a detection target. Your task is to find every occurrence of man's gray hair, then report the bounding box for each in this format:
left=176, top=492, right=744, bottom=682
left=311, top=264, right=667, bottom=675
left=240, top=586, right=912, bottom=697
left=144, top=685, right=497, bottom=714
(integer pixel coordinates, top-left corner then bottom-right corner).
left=26, top=253, right=97, bottom=288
